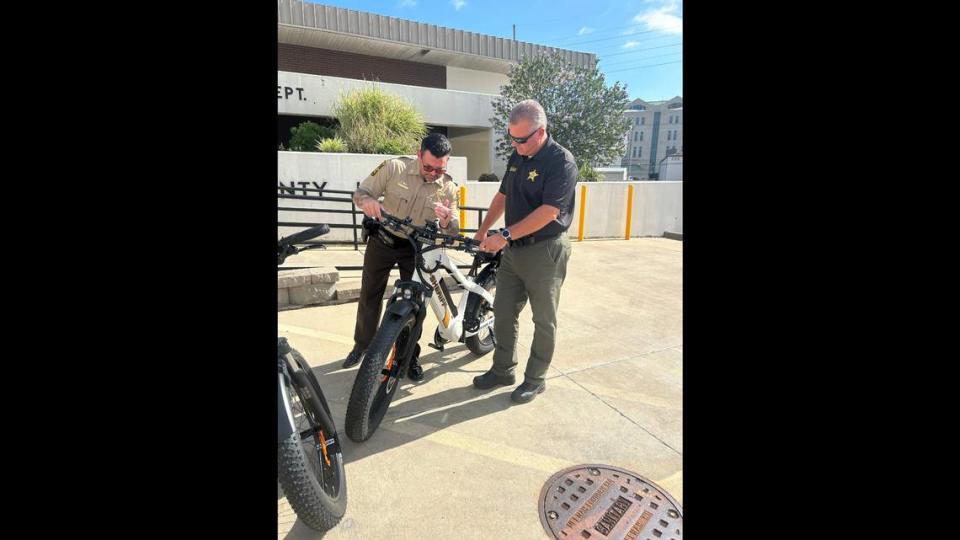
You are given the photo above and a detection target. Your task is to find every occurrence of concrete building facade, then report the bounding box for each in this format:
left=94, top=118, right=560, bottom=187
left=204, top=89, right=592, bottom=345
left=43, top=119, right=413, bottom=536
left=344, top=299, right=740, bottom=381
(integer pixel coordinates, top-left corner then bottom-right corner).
left=278, top=0, right=595, bottom=181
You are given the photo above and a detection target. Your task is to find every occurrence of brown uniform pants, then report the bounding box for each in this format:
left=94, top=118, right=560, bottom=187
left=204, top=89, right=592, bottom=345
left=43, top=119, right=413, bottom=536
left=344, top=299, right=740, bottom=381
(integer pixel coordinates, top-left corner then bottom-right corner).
left=352, top=234, right=416, bottom=353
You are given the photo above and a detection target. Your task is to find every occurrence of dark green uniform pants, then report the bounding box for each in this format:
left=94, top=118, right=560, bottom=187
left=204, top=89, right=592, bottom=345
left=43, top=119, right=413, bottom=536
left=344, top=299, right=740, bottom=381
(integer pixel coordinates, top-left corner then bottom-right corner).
left=490, top=234, right=572, bottom=384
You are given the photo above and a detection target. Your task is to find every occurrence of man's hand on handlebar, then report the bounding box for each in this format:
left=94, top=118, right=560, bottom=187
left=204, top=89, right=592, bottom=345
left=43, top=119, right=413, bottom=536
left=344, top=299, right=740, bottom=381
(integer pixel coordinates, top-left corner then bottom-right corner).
left=479, top=232, right=508, bottom=254
left=361, top=199, right=383, bottom=220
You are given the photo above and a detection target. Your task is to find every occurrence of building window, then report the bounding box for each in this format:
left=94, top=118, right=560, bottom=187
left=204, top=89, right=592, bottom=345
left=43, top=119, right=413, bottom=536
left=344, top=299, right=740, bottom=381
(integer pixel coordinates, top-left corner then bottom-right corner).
left=632, top=147, right=637, bottom=158
left=635, top=117, right=639, bottom=126
left=639, top=131, right=643, bottom=141
left=633, top=131, right=638, bottom=141
left=641, top=117, right=645, bottom=125
left=638, top=147, right=642, bottom=159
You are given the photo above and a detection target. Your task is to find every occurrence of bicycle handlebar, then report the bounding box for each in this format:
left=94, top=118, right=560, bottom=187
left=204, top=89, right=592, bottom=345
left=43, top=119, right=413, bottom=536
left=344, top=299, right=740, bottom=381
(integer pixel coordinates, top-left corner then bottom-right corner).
left=379, top=210, right=481, bottom=253
left=278, top=224, right=331, bottom=266
left=279, top=224, right=331, bottom=248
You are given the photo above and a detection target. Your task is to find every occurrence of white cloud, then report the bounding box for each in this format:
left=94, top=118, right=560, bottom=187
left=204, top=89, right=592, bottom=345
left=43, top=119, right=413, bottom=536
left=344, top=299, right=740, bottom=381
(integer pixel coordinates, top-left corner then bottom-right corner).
left=623, top=41, right=640, bottom=49
left=451, top=0, right=466, bottom=10
left=399, top=0, right=417, bottom=7
left=634, top=0, right=683, bottom=35
left=578, top=26, right=595, bottom=35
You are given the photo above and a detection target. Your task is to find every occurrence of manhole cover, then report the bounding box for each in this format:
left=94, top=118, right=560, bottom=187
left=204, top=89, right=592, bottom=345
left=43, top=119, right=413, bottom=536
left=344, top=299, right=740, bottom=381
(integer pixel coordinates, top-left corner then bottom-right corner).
left=538, top=464, right=682, bottom=540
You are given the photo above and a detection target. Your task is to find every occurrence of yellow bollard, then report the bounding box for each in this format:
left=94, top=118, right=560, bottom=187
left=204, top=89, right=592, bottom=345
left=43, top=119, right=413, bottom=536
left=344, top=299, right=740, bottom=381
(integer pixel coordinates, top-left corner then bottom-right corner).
left=459, top=185, right=466, bottom=229
left=577, top=184, right=587, bottom=242
left=625, top=184, right=634, bottom=240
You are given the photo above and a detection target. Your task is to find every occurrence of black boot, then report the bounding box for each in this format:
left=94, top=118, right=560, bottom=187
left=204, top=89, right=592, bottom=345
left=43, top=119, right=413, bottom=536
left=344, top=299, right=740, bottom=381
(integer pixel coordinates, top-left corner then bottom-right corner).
left=342, top=349, right=364, bottom=369
left=473, top=370, right=516, bottom=389
left=510, top=381, right=546, bottom=404
left=406, top=344, right=424, bottom=382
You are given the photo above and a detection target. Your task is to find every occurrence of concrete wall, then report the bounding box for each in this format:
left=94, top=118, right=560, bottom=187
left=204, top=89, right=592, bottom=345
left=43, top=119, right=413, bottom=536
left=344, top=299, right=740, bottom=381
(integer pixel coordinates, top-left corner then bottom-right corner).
left=446, top=66, right=509, bottom=95
left=595, top=168, right=627, bottom=182
left=450, top=181, right=682, bottom=239
left=447, top=127, right=494, bottom=181
left=278, top=152, right=682, bottom=241
left=278, top=71, right=497, bottom=129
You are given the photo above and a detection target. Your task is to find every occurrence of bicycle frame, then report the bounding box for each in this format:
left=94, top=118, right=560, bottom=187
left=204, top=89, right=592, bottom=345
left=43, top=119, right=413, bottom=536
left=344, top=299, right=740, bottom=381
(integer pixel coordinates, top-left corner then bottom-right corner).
left=414, top=245, right=495, bottom=343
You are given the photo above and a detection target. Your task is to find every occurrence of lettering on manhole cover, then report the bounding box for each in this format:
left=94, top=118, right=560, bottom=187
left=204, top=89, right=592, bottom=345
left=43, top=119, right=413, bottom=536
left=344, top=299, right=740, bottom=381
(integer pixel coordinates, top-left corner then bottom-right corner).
left=538, top=464, right=682, bottom=540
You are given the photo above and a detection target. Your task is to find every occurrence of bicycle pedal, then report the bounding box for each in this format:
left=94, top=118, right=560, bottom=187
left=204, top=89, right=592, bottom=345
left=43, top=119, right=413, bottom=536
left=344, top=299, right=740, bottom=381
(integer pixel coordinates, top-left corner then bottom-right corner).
left=381, top=366, right=400, bottom=377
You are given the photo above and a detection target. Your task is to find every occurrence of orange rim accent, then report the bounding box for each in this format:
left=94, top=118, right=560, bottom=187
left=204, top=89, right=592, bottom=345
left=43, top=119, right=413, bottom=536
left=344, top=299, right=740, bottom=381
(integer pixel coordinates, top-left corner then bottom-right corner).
left=318, top=429, right=331, bottom=467
left=381, top=344, right=397, bottom=382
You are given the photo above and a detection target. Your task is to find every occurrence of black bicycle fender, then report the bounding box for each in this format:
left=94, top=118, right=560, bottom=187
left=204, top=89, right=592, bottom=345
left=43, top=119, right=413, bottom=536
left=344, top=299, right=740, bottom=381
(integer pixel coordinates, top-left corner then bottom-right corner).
left=384, top=299, right=417, bottom=319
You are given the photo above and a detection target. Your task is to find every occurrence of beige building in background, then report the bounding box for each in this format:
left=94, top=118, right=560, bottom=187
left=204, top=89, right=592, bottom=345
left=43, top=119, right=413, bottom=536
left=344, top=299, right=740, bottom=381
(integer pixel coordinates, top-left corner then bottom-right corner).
left=618, top=97, right=683, bottom=180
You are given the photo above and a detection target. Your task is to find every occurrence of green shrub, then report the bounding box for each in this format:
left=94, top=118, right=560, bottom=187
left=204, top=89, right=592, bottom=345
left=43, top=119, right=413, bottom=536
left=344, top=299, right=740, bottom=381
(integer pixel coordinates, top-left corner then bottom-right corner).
left=333, top=86, right=427, bottom=154
left=316, top=136, right=348, bottom=152
left=289, top=121, right=336, bottom=152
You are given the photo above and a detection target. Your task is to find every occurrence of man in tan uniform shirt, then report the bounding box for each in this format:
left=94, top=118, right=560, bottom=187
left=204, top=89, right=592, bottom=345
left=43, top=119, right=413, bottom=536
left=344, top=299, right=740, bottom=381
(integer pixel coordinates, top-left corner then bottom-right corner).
left=342, top=133, right=460, bottom=381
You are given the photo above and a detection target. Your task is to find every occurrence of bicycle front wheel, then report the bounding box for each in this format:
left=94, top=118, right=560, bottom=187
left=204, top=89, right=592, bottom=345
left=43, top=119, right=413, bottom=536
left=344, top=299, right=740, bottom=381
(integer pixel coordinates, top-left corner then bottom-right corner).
left=344, top=312, right=416, bottom=442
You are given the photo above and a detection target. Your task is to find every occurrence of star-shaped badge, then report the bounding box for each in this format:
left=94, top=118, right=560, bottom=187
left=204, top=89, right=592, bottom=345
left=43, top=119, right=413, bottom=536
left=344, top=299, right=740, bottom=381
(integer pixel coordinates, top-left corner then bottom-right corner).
left=528, top=170, right=539, bottom=182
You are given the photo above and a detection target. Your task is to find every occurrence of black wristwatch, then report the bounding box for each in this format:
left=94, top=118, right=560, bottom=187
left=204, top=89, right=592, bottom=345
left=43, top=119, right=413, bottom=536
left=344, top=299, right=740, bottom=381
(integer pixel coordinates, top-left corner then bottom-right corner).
left=500, top=228, right=511, bottom=240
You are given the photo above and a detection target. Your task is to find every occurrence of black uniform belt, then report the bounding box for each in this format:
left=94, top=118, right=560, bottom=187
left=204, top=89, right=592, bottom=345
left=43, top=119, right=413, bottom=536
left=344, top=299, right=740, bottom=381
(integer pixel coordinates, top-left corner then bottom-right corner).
left=509, top=233, right=559, bottom=248
left=377, top=227, right=412, bottom=248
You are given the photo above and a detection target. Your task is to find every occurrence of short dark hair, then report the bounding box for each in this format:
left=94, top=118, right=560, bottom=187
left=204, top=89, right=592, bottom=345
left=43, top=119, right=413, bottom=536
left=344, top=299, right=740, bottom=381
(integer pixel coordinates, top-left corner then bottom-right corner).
left=420, top=132, right=452, bottom=157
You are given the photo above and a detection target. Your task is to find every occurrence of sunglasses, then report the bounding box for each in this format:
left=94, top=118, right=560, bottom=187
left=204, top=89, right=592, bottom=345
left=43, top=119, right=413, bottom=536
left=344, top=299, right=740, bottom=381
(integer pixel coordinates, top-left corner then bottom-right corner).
left=421, top=163, right=447, bottom=174
left=509, top=127, right=540, bottom=144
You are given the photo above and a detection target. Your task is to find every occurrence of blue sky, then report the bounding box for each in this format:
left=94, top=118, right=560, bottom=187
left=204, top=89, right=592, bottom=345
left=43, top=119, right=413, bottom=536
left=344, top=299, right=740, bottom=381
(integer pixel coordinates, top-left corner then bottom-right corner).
left=305, top=0, right=682, bottom=101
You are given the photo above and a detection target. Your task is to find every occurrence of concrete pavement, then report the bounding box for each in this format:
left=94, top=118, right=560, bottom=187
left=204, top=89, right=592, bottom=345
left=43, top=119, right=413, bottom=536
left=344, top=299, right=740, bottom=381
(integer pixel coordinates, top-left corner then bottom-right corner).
left=278, top=237, right=683, bottom=539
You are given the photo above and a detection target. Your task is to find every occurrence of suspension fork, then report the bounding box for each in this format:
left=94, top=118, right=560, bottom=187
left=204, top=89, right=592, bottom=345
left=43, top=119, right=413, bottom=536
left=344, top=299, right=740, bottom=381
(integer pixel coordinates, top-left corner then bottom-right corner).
left=382, top=279, right=432, bottom=377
